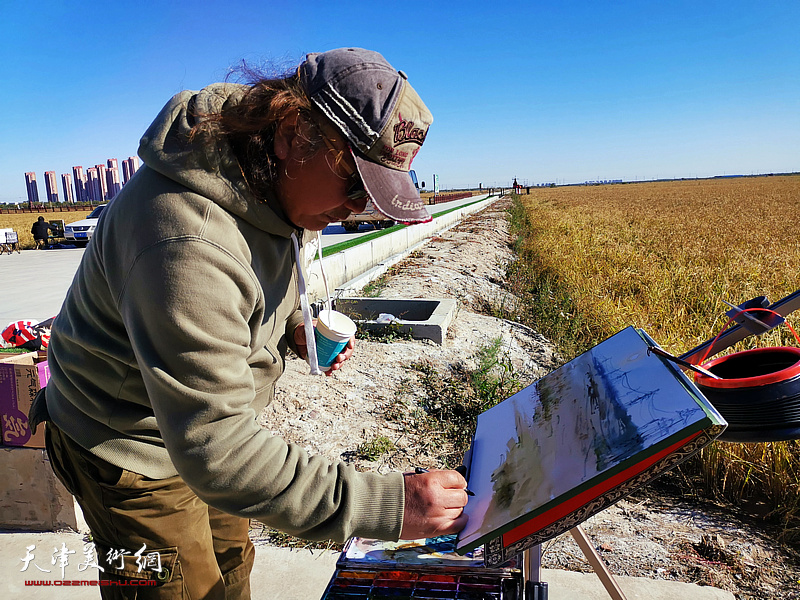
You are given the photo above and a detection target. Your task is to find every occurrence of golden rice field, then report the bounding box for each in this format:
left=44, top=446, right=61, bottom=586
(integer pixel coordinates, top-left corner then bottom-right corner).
left=509, top=175, right=800, bottom=539
left=0, top=210, right=94, bottom=249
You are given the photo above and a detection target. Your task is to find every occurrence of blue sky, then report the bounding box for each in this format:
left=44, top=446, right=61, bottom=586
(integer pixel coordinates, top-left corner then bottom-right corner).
left=1, top=1, right=798, bottom=202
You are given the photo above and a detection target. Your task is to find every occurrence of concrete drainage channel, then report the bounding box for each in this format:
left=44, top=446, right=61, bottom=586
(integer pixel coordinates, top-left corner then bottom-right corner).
left=305, top=195, right=497, bottom=346
left=305, top=195, right=498, bottom=300
left=326, top=297, right=458, bottom=345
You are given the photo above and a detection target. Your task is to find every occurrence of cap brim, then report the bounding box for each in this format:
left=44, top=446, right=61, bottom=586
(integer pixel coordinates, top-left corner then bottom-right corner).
left=353, top=154, right=431, bottom=224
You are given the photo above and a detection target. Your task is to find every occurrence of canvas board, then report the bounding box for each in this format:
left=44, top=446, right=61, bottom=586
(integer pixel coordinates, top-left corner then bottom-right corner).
left=456, top=326, right=726, bottom=566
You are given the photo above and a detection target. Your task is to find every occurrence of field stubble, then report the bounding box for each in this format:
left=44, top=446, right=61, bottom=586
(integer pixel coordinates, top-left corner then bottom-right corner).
left=506, top=176, right=800, bottom=544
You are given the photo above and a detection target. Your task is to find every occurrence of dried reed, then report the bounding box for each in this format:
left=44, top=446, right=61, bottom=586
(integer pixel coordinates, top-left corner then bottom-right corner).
left=508, top=175, right=800, bottom=539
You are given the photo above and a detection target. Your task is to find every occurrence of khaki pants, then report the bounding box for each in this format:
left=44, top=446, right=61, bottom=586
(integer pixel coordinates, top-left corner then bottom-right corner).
left=46, top=423, right=255, bottom=599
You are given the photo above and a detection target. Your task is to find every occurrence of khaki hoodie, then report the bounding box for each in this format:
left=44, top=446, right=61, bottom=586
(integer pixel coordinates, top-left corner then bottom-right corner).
left=45, top=83, right=404, bottom=542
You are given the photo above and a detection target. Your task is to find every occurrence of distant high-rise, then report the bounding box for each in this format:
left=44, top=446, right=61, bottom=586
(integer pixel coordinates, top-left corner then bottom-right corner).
left=25, top=155, right=137, bottom=205
left=61, top=173, right=75, bottom=203
left=44, top=171, right=59, bottom=203
left=72, top=166, right=87, bottom=203
left=95, top=164, right=108, bottom=200
left=24, top=172, right=39, bottom=206
left=122, top=156, right=140, bottom=184
left=86, top=168, right=103, bottom=203
left=106, top=165, right=121, bottom=199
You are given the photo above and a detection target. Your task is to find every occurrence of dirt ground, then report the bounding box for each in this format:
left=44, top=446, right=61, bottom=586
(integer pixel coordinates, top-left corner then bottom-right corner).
left=259, top=197, right=800, bottom=600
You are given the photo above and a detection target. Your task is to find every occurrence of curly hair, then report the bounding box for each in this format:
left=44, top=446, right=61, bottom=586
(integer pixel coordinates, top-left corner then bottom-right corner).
left=191, top=62, right=327, bottom=202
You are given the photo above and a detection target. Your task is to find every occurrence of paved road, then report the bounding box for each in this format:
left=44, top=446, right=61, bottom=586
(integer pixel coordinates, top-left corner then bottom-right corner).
left=0, top=196, right=487, bottom=327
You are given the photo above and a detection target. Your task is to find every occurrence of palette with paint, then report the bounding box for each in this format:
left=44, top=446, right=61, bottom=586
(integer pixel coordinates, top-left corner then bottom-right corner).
left=320, top=535, right=522, bottom=599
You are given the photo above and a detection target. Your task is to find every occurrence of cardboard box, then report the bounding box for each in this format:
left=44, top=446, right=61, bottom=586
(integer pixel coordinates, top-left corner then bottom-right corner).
left=0, top=351, right=49, bottom=448
left=1, top=445, right=87, bottom=531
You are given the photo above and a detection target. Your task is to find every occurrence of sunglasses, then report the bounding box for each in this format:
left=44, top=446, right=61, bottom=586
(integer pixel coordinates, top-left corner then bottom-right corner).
left=320, top=134, right=370, bottom=202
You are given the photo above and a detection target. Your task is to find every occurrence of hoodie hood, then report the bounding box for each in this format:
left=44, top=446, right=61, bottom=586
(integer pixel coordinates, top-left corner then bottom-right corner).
left=138, top=83, right=294, bottom=238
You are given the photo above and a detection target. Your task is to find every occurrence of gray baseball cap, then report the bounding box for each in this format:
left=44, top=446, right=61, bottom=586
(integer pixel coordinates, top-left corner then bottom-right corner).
left=300, top=48, right=433, bottom=224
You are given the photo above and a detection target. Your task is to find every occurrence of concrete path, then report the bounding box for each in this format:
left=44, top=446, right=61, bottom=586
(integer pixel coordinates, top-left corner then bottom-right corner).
left=1, top=530, right=735, bottom=599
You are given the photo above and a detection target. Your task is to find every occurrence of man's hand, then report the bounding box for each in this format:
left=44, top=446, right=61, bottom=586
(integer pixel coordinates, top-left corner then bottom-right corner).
left=293, top=323, right=355, bottom=376
left=400, top=470, right=469, bottom=540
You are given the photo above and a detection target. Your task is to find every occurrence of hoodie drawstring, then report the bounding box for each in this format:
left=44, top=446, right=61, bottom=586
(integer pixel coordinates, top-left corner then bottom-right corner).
left=291, top=232, right=322, bottom=376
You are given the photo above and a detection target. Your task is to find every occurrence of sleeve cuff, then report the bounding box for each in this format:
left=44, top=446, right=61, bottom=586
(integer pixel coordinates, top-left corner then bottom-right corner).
left=348, top=470, right=405, bottom=541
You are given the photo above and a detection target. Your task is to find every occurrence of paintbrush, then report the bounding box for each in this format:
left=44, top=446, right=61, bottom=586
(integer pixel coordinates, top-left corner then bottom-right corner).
left=648, top=346, right=722, bottom=380
left=414, top=467, right=475, bottom=496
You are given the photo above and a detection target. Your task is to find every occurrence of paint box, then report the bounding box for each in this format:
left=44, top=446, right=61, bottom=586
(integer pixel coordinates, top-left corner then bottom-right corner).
left=319, top=535, right=522, bottom=599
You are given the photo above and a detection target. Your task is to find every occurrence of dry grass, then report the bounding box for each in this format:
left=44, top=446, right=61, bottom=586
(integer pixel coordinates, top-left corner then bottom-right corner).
left=0, top=210, right=94, bottom=249
left=508, top=175, right=800, bottom=540
left=515, top=176, right=800, bottom=354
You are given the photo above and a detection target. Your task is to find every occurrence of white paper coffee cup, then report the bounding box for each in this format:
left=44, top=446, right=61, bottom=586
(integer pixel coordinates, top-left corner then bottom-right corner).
left=315, top=310, right=357, bottom=369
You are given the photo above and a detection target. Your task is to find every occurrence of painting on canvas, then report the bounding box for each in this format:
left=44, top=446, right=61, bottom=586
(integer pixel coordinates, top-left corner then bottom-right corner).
left=456, top=326, right=725, bottom=558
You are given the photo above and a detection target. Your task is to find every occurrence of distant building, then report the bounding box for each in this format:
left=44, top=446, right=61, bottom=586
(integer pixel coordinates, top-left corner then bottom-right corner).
left=25, top=155, right=137, bottom=205
left=24, top=172, right=39, bottom=206
left=95, top=164, right=108, bottom=200
left=73, top=166, right=87, bottom=203
left=122, top=156, right=140, bottom=183
left=44, top=171, right=59, bottom=203
left=86, top=168, right=103, bottom=203
left=106, top=164, right=122, bottom=199
left=61, top=173, right=75, bottom=203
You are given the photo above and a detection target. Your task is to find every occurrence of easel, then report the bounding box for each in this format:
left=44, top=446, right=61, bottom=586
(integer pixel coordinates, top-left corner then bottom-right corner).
left=679, top=290, right=800, bottom=363
left=523, top=526, right=627, bottom=600
left=0, top=230, right=20, bottom=255
left=519, top=289, right=800, bottom=600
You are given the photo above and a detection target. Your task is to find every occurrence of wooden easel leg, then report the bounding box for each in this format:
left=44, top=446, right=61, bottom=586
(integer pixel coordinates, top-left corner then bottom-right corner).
left=570, top=526, right=628, bottom=600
